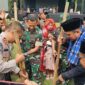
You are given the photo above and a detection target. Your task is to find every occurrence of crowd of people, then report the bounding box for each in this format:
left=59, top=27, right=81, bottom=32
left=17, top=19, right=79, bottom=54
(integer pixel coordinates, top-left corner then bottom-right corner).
left=0, top=9, right=85, bottom=85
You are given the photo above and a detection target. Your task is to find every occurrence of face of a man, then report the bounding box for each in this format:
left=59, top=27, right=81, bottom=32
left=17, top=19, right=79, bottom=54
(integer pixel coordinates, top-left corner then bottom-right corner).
left=73, top=28, right=81, bottom=38
left=0, top=20, right=6, bottom=31
left=5, top=28, right=23, bottom=43
left=5, top=31, right=15, bottom=43
left=65, top=28, right=81, bottom=41
left=65, top=31, right=77, bottom=41
left=40, top=13, right=46, bottom=20
left=27, top=20, right=37, bottom=30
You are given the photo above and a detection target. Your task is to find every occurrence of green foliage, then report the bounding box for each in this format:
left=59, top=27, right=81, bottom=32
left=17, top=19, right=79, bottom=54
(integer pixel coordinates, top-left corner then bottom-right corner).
left=8, top=0, right=14, bottom=12
left=43, top=79, right=53, bottom=85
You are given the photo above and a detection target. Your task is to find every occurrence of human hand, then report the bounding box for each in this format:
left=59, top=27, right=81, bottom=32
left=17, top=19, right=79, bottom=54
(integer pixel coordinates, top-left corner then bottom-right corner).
left=58, top=74, right=65, bottom=83
left=57, top=35, right=63, bottom=45
left=80, top=58, right=85, bottom=68
left=19, top=71, right=28, bottom=79
left=15, top=54, right=25, bottom=64
left=53, top=50, right=57, bottom=57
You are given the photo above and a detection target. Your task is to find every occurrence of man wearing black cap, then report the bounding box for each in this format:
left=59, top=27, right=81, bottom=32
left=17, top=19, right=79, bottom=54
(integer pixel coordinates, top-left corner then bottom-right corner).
left=57, top=18, right=85, bottom=85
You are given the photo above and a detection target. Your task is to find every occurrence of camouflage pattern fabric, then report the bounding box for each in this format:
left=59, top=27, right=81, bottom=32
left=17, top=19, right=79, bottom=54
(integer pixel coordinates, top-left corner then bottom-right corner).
left=21, top=26, right=42, bottom=84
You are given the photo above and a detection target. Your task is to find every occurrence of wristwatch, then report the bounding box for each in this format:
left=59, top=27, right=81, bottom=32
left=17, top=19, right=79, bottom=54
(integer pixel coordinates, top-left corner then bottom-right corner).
left=23, top=52, right=29, bottom=57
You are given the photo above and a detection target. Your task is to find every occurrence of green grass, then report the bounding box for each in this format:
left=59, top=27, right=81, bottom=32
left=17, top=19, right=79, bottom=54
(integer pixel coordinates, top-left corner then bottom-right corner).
left=43, top=79, right=74, bottom=85
left=43, top=79, right=53, bottom=85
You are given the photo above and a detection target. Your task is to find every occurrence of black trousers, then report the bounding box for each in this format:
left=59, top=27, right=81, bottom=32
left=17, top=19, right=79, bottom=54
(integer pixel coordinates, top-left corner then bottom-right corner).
left=5, top=72, right=11, bottom=81
left=62, top=64, right=85, bottom=85
left=25, top=57, right=32, bottom=80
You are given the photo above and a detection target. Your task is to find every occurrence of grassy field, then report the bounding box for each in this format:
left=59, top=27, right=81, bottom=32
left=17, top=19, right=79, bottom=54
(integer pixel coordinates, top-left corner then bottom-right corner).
left=43, top=79, right=74, bottom=85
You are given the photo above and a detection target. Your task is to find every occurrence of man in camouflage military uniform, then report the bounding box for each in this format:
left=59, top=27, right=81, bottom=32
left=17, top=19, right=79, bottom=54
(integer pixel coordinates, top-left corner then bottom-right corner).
left=21, top=13, right=42, bottom=84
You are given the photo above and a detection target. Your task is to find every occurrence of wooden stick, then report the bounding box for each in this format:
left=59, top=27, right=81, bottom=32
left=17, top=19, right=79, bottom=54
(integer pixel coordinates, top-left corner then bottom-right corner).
left=14, top=0, right=18, bottom=21
left=2, top=0, right=5, bottom=21
left=2, top=0, right=4, bottom=10
left=74, top=0, right=78, bottom=12
left=13, top=27, right=26, bottom=81
left=53, top=2, right=69, bottom=85
left=13, top=0, right=26, bottom=81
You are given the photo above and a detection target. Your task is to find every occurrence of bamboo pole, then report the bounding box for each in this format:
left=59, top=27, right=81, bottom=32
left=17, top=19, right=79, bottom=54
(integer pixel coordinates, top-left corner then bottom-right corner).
left=53, top=1, right=69, bottom=85
left=74, top=0, right=78, bottom=12
left=14, top=0, right=18, bottom=21
left=1, top=0, right=6, bottom=29
left=81, top=0, right=84, bottom=13
left=13, top=28, right=26, bottom=81
left=13, top=0, right=26, bottom=81
left=2, top=0, right=4, bottom=10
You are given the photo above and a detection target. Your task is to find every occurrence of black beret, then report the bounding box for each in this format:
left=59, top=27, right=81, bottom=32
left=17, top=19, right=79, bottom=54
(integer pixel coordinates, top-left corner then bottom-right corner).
left=80, top=40, right=85, bottom=54
left=61, top=18, right=82, bottom=32
left=27, top=13, right=38, bottom=21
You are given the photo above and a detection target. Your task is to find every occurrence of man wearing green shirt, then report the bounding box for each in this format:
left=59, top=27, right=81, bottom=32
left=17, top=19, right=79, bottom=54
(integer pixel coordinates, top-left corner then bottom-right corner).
left=21, top=13, right=42, bottom=84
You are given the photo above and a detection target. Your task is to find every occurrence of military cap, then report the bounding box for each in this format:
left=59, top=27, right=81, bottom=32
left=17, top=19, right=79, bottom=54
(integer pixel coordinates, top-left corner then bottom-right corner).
left=27, top=13, right=38, bottom=21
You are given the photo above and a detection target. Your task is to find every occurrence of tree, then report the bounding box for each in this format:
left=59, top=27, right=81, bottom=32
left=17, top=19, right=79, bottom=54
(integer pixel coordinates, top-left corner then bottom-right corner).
left=8, top=0, right=14, bottom=12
